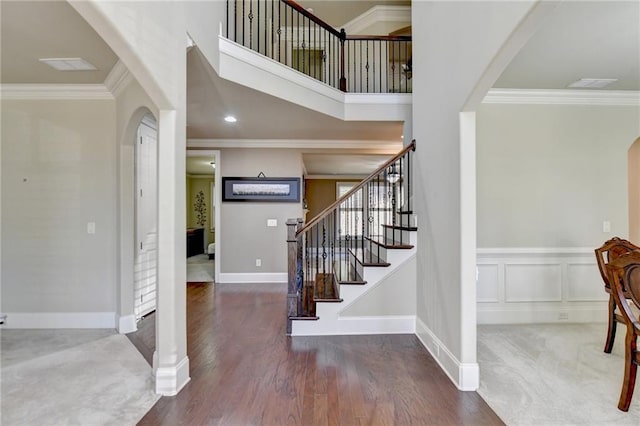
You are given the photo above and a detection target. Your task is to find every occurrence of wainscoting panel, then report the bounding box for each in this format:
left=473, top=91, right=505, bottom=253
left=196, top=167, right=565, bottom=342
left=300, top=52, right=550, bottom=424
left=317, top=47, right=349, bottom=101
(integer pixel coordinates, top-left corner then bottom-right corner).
left=477, top=248, right=607, bottom=324
left=504, top=264, right=562, bottom=302
left=477, top=264, right=500, bottom=303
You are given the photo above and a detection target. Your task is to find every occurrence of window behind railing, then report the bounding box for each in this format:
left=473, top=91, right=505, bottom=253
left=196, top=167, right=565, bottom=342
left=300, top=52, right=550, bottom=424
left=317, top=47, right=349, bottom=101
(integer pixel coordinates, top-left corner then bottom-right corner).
left=226, top=0, right=412, bottom=93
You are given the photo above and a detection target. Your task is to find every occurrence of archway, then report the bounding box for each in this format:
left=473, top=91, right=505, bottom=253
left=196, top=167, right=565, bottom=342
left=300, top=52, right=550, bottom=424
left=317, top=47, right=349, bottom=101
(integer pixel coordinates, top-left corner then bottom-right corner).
left=628, top=136, right=640, bottom=242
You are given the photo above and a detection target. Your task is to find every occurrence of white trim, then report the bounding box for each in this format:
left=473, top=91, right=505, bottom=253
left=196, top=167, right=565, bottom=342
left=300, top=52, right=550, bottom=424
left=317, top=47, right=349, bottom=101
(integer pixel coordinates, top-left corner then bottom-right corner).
left=0, top=84, right=113, bottom=100
left=104, top=60, right=133, bottom=97
left=154, top=355, right=191, bottom=396
left=187, top=138, right=402, bottom=152
left=345, top=93, right=412, bottom=105
left=477, top=247, right=594, bottom=255
left=483, top=88, right=640, bottom=106
left=415, top=318, right=479, bottom=391
left=293, top=315, right=415, bottom=336
left=478, top=306, right=608, bottom=324
left=343, top=6, right=411, bottom=35
left=117, top=314, right=138, bottom=334
left=1, top=312, right=116, bottom=329
left=305, top=174, right=369, bottom=180
left=218, top=272, right=287, bottom=284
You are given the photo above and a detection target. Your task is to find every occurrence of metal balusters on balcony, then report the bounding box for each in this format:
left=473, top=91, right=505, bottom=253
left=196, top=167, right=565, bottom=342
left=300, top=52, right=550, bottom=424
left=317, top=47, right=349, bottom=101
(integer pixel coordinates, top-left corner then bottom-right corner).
left=226, top=0, right=412, bottom=93
left=286, top=141, right=416, bottom=328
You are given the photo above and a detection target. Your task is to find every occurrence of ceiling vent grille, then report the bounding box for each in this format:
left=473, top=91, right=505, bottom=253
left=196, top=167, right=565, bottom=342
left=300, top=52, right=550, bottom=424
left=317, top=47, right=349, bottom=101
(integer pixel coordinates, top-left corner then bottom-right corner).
left=39, top=58, right=97, bottom=71
left=568, top=78, right=617, bottom=89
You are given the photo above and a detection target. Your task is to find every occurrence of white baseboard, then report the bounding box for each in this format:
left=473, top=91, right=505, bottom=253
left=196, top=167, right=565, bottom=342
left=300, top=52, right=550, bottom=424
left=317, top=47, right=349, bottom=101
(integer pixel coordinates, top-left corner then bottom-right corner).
left=117, top=314, right=138, bottom=334
left=292, top=315, right=415, bottom=336
left=415, top=317, right=479, bottom=391
left=1, top=312, right=116, bottom=329
left=478, top=306, right=608, bottom=324
left=155, top=355, right=190, bottom=396
left=218, top=272, right=287, bottom=283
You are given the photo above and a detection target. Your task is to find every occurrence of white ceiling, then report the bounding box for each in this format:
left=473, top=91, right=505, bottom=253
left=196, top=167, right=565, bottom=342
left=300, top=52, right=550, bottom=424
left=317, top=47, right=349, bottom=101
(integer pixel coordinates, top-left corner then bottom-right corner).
left=0, top=1, right=118, bottom=84
left=187, top=156, right=216, bottom=176
left=494, top=1, right=640, bottom=90
left=2, top=1, right=639, bottom=176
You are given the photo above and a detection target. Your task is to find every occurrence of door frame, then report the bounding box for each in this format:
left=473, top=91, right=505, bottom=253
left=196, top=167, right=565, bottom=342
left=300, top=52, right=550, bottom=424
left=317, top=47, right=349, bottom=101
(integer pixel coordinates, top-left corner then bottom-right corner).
left=186, top=149, right=221, bottom=283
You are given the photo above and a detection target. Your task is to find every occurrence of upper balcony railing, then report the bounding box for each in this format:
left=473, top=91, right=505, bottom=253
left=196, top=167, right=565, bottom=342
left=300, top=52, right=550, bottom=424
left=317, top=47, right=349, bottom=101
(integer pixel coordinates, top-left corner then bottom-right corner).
left=226, top=0, right=412, bottom=93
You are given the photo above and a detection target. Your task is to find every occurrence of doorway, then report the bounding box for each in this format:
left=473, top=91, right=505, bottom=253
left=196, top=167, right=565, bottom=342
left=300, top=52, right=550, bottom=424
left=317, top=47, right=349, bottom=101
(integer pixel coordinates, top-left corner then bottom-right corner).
left=134, top=114, right=158, bottom=319
left=186, top=150, right=220, bottom=283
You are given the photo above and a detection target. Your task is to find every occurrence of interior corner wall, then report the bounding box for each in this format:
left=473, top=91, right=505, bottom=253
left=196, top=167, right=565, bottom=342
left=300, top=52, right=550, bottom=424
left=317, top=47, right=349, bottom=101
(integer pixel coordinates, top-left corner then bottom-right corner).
left=411, top=0, right=536, bottom=387
left=628, top=136, right=640, bottom=243
left=219, top=148, right=303, bottom=276
left=1, top=99, right=117, bottom=324
left=477, top=103, right=640, bottom=248
left=305, top=178, right=361, bottom=219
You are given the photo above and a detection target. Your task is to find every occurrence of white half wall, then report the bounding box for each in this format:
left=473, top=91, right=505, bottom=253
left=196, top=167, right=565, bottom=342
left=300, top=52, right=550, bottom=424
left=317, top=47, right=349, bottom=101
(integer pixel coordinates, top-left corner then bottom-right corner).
left=477, top=248, right=607, bottom=324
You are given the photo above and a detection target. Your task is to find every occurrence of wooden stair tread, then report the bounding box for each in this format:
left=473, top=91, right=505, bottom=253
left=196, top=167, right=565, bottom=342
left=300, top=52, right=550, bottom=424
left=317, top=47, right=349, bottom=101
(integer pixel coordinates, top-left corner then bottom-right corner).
left=381, top=224, right=418, bottom=231
left=349, top=248, right=391, bottom=267
left=365, top=236, right=414, bottom=249
left=314, top=273, right=343, bottom=302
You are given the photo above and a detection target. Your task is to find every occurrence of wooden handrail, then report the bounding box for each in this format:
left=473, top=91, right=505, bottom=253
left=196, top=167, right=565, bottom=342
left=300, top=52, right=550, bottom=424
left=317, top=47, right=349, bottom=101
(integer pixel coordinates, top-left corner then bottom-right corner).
left=282, top=0, right=342, bottom=38
left=297, top=140, right=416, bottom=237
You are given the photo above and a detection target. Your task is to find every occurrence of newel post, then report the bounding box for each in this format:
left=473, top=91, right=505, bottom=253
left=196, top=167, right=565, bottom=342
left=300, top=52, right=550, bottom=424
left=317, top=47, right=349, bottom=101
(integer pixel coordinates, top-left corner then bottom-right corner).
left=286, top=218, right=302, bottom=334
left=339, top=28, right=347, bottom=92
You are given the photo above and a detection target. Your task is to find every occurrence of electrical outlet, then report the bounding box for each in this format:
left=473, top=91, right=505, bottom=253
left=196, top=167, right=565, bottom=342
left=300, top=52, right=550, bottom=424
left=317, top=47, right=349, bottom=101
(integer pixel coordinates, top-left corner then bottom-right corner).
left=603, top=221, right=611, bottom=233
left=87, top=222, right=96, bottom=234
left=256, top=259, right=262, bottom=267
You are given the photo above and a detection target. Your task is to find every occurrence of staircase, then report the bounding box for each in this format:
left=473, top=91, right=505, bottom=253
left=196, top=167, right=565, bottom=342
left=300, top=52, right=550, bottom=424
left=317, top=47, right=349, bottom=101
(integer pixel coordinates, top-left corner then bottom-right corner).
left=287, top=141, right=416, bottom=335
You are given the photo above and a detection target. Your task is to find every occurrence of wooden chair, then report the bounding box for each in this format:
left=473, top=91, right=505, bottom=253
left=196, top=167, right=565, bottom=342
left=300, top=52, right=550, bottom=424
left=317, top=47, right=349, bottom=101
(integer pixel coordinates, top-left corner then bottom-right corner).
left=606, top=251, right=640, bottom=411
left=595, top=237, right=640, bottom=353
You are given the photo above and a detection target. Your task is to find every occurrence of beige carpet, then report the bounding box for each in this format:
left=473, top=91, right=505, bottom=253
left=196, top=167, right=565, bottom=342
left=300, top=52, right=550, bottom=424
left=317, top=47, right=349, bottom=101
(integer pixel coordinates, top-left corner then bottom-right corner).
left=1, top=329, right=160, bottom=425
left=187, top=254, right=215, bottom=282
left=478, top=323, right=640, bottom=425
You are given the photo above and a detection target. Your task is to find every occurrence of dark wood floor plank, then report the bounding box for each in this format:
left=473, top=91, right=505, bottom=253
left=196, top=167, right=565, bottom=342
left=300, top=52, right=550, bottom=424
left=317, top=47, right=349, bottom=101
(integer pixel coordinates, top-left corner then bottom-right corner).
left=132, top=282, right=503, bottom=425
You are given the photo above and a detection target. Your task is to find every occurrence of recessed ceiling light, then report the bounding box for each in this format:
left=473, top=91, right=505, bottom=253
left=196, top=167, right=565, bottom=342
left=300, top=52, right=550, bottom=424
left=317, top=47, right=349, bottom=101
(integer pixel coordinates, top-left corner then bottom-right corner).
left=224, top=115, right=237, bottom=123
left=568, top=78, right=617, bottom=89
left=39, top=58, right=97, bottom=71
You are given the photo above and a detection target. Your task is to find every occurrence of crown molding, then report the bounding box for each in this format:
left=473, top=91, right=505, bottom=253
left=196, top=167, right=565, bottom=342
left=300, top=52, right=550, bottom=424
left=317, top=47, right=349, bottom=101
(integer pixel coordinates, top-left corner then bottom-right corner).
left=187, top=138, right=402, bottom=152
left=342, top=6, right=411, bottom=35
left=0, top=84, right=113, bottom=100
left=104, top=60, right=133, bottom=97
left=483, top=88, right=640, bottom=106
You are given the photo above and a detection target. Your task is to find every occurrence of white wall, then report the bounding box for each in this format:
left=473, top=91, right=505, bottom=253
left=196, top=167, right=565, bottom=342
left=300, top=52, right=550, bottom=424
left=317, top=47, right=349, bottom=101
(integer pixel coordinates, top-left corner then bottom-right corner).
left=477, top=103, right=640, bottom=248
left=341, top=255, right=416, bottom=316
left=411, top=0, right=540, bottom=390
left=1, top=99, right=117, bottom=326
left=218, top=148, right=303, bottom=281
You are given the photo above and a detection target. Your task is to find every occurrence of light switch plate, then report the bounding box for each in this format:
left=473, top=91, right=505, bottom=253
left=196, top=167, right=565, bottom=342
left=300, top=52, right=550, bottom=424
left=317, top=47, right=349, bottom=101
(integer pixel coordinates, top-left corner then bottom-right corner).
left=87, top=222, right=96, bottom=234
left=267, top=219, right=277, bottom=227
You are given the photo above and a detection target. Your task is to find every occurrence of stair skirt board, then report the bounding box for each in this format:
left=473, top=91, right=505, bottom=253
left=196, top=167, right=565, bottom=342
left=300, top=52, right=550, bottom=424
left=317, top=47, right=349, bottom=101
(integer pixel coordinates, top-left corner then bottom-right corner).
left=118, top=314, right=138, bottom=334
left=415, top=318, right=480, bottom=391
left=0, top=312, right=117, bottom=329
left=292, top=250, right=417, bottom=336
left=292, top=315, right=416, bottom=336
left=218, top=273, right=287, bottom=283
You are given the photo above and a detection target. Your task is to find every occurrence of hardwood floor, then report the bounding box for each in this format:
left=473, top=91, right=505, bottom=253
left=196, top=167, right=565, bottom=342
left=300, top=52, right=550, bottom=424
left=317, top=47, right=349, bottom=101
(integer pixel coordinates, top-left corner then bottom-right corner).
left=131, top=283, right=503, bottom=425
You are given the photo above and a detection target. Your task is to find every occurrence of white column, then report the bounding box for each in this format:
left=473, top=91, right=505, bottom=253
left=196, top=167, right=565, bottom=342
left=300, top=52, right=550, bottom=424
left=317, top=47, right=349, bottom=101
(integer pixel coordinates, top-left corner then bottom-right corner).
left=154, top=109, right=190, bottom=395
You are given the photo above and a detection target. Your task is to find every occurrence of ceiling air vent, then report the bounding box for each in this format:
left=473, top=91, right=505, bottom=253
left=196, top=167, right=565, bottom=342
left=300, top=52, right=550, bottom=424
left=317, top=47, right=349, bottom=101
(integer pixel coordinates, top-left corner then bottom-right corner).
left=568, top=78, right=617, bottom=89
left=39, top=58, right=97, bottom=71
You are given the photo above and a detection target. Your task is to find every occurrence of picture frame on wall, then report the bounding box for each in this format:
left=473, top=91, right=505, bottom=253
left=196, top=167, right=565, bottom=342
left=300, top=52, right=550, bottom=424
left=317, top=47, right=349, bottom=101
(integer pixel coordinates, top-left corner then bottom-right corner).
left=222, top=177, right=301, bottom=202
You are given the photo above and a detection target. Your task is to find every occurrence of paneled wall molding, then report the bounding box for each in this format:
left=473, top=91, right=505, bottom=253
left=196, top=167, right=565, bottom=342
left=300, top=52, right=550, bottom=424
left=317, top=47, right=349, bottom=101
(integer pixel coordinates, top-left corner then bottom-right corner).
left=483, top=88, right=640, bottom=106
left=342, top=6, right=411, bottom=35
left=477, top=247, right=607, bottom=324
left=0, top=84, right=114, bottom=100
